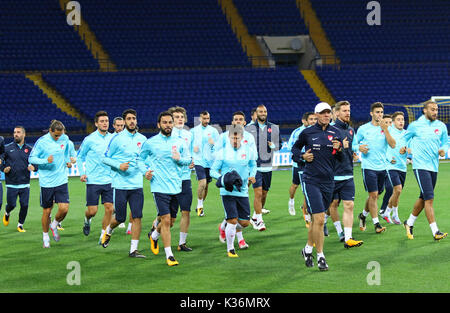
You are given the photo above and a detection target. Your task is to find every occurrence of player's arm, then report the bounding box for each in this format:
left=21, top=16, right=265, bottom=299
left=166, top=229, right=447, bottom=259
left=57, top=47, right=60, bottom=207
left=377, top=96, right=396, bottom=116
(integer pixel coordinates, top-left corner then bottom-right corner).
left=438, top=124, right=448, bottom=157
left=29, top=140, right=51, bottom=165
left=380, top=121, right=396, bottom=148
left=291, top=131, right=307, bottom=163
left=76, top=138, right=89, bottom=177
left=210, top=150, right=223, bottom=180
left=137, top=140, right=152, bottom=174
left=173, top=142, right=192, bottom=166
left=101, top=136, right=123, bottom=170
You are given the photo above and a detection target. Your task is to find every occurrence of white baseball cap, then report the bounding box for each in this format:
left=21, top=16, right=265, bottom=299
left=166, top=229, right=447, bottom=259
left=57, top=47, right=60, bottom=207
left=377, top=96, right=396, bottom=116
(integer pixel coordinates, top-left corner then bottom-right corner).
left=314, top=102, right=332, bottom=113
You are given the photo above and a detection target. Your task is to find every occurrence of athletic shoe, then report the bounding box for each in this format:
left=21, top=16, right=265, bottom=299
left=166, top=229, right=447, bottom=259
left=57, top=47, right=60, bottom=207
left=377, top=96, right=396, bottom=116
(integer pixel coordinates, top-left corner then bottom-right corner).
left=338, top=231, right=345, bottom=242
left=101, top=233, right=111, bottom=248
left=433, top=231, right=448, bottom=241
left=403, top=220, right=414, bottom=240
left=358, top=213, right=366, bottom=231
left=118, top=223, right=125, bottom=228
left=392, top=215, right=402, bottom=225
left=17, top=225, right=26, bottom=233
left=148, top=231, right=159, bottom=255
left=50, top=224, right=60, bottom=242
left=83, top=221, right=90, bottom=236
left=301, top=248, right=314, bottom=268
left=262, top=208, right=270, bottom=214
left=344, top=238, right=364, bottom=249
left=196, top=207, right=204, bottom=217
left=317, top=257, right=329, bottom=271
left=57, top=223, right=64, bottom=231
left=288, top=202, right=296, bottom=216
left=323, top=223, right=329, bottom=236
left=218, top=224, right=226, bottom=243
left=375, top=223, right=386, bottom=234
left=167, top=256, right=179, bottom=266
left=129, top=250, right=146, bottom=258
left=381, top=212, right=393, bottom=224
left=238, top=239, right=249, bottom=249
left=177, top=243, right=193, bottom=252
left=227, top=249, right=239, bottom=258
left=250, top=218, right=266, bottom=231
left=3, top=214, right=9, bottom=226
left=43, top=239, right=50, bottom=248
left=126, top=230, right=131, bottom=235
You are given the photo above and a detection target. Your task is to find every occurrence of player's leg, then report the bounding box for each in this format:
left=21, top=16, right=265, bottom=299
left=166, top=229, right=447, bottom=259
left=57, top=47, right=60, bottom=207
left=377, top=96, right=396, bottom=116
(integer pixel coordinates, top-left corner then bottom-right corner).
left=221, top=196, right=239, bottom=257
left=288, top=167, right=300, bottom=215
left=328, top=198, right=343, bottom=240
left=3, top=187, right=18, bottom=227
left=102, top=189, right=126, bottom=247
left=388, top=171, right=405, bottom=225
left=421, top=171, right=446, bottom=240
left=17, top=187, right=30, bottom=232
left=128, top=188, right=145, bottom=257
left=83, top=184, right=99, bottom=236
left=380, top=174, right=393, bottom=222
left=236, top=197, right=251, bottom=249
left=261, top=172, right=272, bottom=214
left=194, top=165, right=207, bottom=216
left=49, top=184, right=70, bottom=242
left=40, top=186, right=54, bottom=247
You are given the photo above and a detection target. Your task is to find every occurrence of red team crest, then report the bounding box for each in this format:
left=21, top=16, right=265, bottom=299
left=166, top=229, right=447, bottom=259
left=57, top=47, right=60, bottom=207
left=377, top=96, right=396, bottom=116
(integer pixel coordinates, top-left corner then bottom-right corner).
left=60, top=144, right=64, bottom=149
left=327, top=135, right=333, bottom=141
left=24, top=148, right=29, bottom=153
left=241, top=154, right=246, bottom=159
left=137, top=142, right=142, bottom=148
left=349, top=129, right=353, bottom=136
left=268, top=128, right=272, bottom=133
left=435, top=129, right=439, bottom=135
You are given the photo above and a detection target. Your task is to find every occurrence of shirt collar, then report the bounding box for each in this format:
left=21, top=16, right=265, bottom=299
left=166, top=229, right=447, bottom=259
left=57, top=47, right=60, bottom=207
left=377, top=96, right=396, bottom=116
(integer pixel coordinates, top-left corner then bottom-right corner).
left=334, top=118, right=349, bottom=129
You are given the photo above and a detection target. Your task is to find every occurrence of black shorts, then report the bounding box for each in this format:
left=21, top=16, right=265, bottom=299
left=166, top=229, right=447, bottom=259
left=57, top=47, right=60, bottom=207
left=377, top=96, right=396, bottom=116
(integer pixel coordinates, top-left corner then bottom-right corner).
left=413, top=169, right=437, bottom=201
left=7, top=187, right=30, bottom=208
left=221, top=195, right=251, bottom=221
left=252, top=171, right=272, bottom=191
left=113, top=188, right=144, bottom=222
left=332, top=178, right=355, bottom=201
left=194, top=165, right=212, bottom=183
left=362, top=169, right=386, bottom=193
left=386, top=170, right=406, bottom=188
left=302, top=181, right=334, bottom=214
left=86, top=183, right=114, bottom=206
left=172, top=180, right=193, bottom=212
left=40, top=183, right=70, bottom=208
left=292, top=167, right=302, bottom=185
left=153, top=192, right=179, bottom=218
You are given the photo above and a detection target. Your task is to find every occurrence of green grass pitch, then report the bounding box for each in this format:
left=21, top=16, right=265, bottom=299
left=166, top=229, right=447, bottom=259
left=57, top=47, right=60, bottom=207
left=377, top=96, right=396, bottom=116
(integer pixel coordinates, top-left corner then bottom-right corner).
left=0, top=163, right=449, bottom=293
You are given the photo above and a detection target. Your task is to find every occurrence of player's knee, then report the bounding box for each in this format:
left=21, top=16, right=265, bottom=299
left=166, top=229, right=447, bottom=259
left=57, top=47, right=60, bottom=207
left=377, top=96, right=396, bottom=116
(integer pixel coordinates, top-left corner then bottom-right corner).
left=239, top=220, right=250, bottom=228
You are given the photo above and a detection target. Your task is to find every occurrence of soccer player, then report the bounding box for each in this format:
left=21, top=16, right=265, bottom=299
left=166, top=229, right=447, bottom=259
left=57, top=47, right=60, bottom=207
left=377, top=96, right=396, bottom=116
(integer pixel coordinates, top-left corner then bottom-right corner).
left=214, top=111, right=257, bottom=244
left=292, top=102, right=343, bottom=271
left=379, top=114, right=394, bottom=216
left=287, top=112, right=316, bottom=217
left=168, top=106, right=195, bottom=251
left=352, top=102, right=396, bottom=234
left=248, top=108, right=257, bottom=126
left=380, top=112, right=408, bottom=224
left=112, top=117, right=125, bottom=133
left=29, top=120, right=73, bottom=248
left=0, top=135, right=5, bottom=217
left=1, top=126, right=37, bottom=232
left=245, top=104, right=282, bottom=231
left=211, top=124, right=257, bottom=257
left=141, top=111, right=192, bottom=266
left=326, top=101, right=363, bottom=248
left=190, top=111, right=219, bottom=217
left=403, top=100, right=448, bottom=241
left=77, top=111, right=114, bottom=244
left=101, top=109, right=150, bottom=258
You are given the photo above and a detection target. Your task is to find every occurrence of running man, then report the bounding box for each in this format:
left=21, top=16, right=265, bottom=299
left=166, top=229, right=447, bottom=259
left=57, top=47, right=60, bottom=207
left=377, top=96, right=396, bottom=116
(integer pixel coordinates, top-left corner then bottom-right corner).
left=190, top=111, right=219, bottom=217
left=101, top=109, right=150, bottom=258
left=1, top=126, right=37, bottom=232
left=403, top=100, right=448, bottom=241
left=29, top=120, right=73, bottom=248
left=292, top=102, right=343, bottom=271
left=352, top=102, right=396, bottom=234
left=211, top=124, right=257, bottom=257
left=141, top=111, right=192, bottom=266
left=77, top=111, right=114, bottom=244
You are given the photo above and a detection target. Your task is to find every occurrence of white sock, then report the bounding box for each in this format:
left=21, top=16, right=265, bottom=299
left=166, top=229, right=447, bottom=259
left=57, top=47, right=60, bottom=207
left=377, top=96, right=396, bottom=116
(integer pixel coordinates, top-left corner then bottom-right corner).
left=220, top=219, right=227, bottom=231
left=197, top=199, right=203, bottom=208
left=43, top=232, right=50, bottom=241
left=130, top=239, right=139, bottom=253
left=17, top=223, right=23, bottom=228
left=344, top=227, right=352, bottom=242
left=84, top=216, right=91, bottom=224
left=99, top=229, right=105, bottom=241
left=362, top=210, right=369, bottom=217
left=392, top=206, right=399, bottom=217
left=127, top=223, right=132, bottom=232
left=334, top=221, right=343, bottom=234
left=372, top=217, right=379, bottom=224
left=236, top=231, right=244, bottom=242
left=304, top=244, right=313, bottom=254
left=305, top=213, right=311, bottom=222
left=289, top=198, right=294, bottom=206
left=317, top=252, right=325, bottom=259
left=164, top=247, right=173, bottom=259
left=106, top=225, right=113, bottom=235
left=324, top=214, right=329, bottom=223
left=225, top=223, right=237, bottom=251
left=255, top=213, right=263, bottom=223
left=179, top=232, right=188, bottom=245
left=430, top=222, right=439, bottom=236
left=407, top=214, right=417, bottom=227
left=152, top=229, right=160, bottom=241
left=50, top=219, right=59, bottom=230
left=385, top=206, right=392, bottom=215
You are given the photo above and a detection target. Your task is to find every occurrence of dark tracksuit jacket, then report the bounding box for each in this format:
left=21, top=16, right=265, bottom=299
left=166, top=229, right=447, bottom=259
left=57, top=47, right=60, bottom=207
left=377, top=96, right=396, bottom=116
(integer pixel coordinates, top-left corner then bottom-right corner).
left=332, top=118, right=355, bottom=178
left=0, top=142, right=37, bottom=186
left=245, top=121, right=282, bottom=169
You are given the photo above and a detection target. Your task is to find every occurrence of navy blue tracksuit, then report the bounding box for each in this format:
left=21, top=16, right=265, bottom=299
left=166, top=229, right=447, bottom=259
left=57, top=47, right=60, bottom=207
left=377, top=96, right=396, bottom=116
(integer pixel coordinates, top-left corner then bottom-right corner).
left=0, top=141, right=36, bottom=224
left=0, top=136, right=4, bottom=211
left=291, top=123, right=343, bottom=214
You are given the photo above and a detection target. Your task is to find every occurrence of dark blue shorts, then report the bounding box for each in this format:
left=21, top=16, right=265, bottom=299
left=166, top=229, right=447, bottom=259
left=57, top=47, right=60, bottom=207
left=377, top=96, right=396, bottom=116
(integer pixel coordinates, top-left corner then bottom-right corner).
left=0, top=183, right=2, bottom=205
left=40, top=183, right=70, bottom=208
left=7, top=187, right=30, bottom=208
left=221, top=195, right=251, bottom=221
left=172, top=180, right=193, bottom=212
left=413, top=169, right=437, bottom=201
left=302, top=181, right=334, bottom=214
left=333, top=178, right=355, bottom=201
left=362, top=169, right=386, bottom=193
left=86, top=183, right=113, bottom=206
left=252, top=171, right=272, bottom=191
left=194, top=165, right=212, bottom=183
left=292, top=166, right=302, bottom=185
left=386, top=170, right=406, bottom=188
left=113, top=188, right=144, bottom=222
left=153, top=192, right=179, bottom=218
